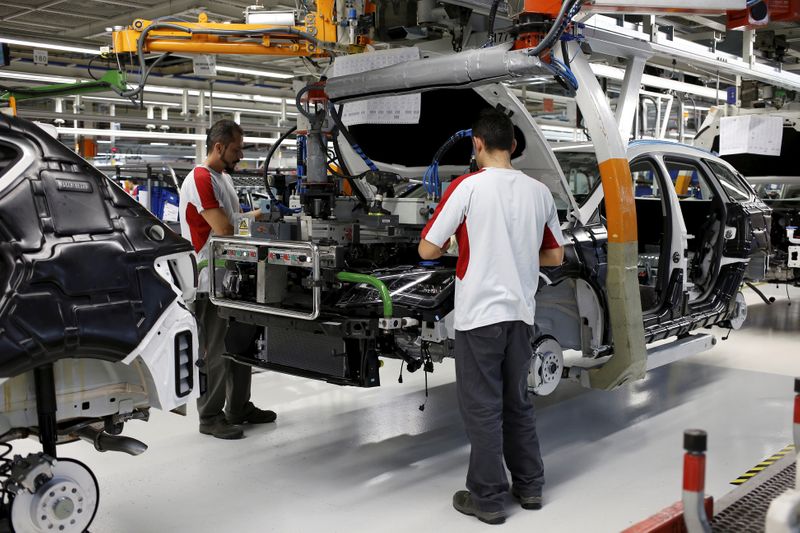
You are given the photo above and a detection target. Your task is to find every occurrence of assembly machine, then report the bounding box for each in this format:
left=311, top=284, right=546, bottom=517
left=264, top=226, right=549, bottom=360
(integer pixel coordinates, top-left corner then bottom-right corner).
left=106, top=0, right=765, bottom=399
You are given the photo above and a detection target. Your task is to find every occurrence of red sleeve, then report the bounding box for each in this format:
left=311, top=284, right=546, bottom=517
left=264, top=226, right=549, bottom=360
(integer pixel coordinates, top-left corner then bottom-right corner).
left=421, top=169, right=484, bottom=245
left=540, top=225, right=560, bottom=250
left=194, top=167, right=220, bottom=210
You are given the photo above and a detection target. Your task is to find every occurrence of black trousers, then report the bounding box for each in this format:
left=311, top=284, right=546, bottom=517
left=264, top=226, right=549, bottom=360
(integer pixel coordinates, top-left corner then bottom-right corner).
left=455, top=321, right=545, bottom=512
left=193, top=295, right=256, bottom=424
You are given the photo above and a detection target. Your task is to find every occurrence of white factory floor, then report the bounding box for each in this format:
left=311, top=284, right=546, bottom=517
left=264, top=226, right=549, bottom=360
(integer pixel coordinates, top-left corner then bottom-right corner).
left=14, top=284, right=800, bottom=533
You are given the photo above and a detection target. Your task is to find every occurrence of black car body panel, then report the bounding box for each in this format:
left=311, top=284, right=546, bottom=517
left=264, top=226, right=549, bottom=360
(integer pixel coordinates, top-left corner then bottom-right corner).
left=0, top=115, right=192, bottom=378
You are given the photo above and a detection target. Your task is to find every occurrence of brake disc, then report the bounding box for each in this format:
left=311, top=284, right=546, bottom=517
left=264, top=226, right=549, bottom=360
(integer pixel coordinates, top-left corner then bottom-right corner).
left=528, top=336, right=563, bottom=396
left=728, top=290, right=748, bottom=330
left=10, top=457, right=99, bottom=533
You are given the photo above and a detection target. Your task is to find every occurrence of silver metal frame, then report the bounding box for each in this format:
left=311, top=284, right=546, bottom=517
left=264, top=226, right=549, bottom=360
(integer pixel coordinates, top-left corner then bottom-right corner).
left=208, top=236, right=322, bottom=321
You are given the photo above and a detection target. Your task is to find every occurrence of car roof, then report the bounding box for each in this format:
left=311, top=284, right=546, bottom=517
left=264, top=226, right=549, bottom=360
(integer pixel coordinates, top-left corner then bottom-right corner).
left=747, top=175, right=800, bottom=185
left=551, top=140, right=717, bottom=160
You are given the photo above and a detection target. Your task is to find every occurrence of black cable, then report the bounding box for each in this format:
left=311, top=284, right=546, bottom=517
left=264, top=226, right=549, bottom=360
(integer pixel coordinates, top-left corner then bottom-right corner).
left=263, top=125, right=297, bottom=190
left=326, top=164, right=369, bottom=208
left=328, top=103, right=378, bottom=171
left=525, top=0, right=582, bottom=58
left=487, top=0, right=502, bottom=45
left=295, top=83, right=322, bottom=122
left=331, top=126, right=351, bottom=176
left=87, top=54, right=101, bottom=81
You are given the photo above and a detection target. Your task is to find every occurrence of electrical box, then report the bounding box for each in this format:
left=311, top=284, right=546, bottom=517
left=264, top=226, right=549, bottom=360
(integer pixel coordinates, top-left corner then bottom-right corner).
left=587, top=0, right=745, bottom=13
left=727, top=0, right=800, bottom=29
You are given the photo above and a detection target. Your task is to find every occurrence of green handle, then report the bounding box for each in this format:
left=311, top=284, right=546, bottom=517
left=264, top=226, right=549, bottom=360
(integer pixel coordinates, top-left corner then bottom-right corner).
left=337, top=272, right=393, bottom=318
left=197, top=258, right=227, bottom=272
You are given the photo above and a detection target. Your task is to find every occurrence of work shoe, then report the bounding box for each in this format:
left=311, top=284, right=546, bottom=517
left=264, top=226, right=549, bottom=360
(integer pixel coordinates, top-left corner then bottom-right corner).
left=452, top=491, right=506, bottom=525
left=199, top=417, right=244, bottom=440
left=511, top=487, right=543, bottom=510
left=227, top=406, right=277, bottom=425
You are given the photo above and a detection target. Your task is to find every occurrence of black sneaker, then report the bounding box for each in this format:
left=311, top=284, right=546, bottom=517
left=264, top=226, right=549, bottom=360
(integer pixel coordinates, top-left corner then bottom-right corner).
left=227, top=406, right=277, bottom=425
left=452, top=491, right=506, bottom=525
left=511, top=487, right=543, bottom=510
left=199, top=417, right=244, bottom=440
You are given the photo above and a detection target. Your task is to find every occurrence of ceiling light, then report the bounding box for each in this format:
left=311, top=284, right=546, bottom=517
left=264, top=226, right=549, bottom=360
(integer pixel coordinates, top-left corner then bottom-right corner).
left=55, top=126, right=294, bottom=146
left=0, top=70, right=289, bottom=107
left=150, top=142, right=170, bottom=146
left=0, top=36, right=100, bottom=55
left=83, top=96, right=182, bottom=107
left=216, top=65, right=294, bottom=79
left=142, top=86, right=285, bottom=105
left=212, top=105, right=297, bottom=117
left=0, top=71, right=77, bottom=83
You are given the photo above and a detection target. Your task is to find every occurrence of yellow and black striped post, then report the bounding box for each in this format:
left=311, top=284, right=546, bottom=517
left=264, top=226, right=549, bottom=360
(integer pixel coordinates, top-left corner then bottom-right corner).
left=730, top=445, right=795, bottom=486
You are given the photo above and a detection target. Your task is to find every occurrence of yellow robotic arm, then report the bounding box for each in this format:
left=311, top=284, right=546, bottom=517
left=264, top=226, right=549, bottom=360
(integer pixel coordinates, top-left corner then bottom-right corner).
left=112, top=6, right=339, bottom=59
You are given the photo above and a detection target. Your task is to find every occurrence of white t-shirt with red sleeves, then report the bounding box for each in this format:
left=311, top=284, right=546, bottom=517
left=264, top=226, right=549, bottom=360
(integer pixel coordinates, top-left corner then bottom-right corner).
left=422, top=167, right=565, bottom=332
left=179, top=165, right=240, bottom=293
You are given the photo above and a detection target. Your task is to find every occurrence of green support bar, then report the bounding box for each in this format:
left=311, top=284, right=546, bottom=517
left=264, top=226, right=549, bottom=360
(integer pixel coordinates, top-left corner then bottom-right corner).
left=1, top=70, right=127, bottom=102
left=336, top=272, right=393, bottom=318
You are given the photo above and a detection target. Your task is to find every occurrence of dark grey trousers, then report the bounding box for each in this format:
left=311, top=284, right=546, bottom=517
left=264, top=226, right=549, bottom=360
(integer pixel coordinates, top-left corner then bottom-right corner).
left=455, top=321, right=545, bottom=512
left=193, top=295, right=253, bottom=424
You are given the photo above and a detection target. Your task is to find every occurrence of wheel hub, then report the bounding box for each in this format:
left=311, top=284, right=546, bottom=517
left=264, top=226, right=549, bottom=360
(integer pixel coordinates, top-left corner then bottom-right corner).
left=728, top=291, right=748, bottom=330
left=10, top=457, right=98, bottom=533
left=528, top=337, right=563, bottom=396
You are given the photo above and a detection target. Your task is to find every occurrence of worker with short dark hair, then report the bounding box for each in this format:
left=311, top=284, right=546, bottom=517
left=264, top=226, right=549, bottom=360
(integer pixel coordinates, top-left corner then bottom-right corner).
left=179, top=119, right=276, bottom=440
left=419, top=108, right=565, bottom=525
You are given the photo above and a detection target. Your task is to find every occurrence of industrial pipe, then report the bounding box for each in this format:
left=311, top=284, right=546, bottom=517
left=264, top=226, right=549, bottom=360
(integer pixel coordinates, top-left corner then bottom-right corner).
left=75, top=426, right=148, bottom=456
left=336, top=272, right=393, bottom=318
left=325, top=42, right=548, bottom=104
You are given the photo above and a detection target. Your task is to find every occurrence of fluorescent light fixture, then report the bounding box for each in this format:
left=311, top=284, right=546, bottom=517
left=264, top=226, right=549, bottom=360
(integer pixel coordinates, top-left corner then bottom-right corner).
left=97, top=140, right=111, bottom=144
left=216, top=65, right=294, bottom=79
left=0, top=71, right=77, bottom=83
left=0, top=70, right=289, bottom=109
left=0, top=36, right=100, bottom=55
left=55, top=126, right=294, bottom=146
left=83, top=96, right=182, bottom=108
left=212, top=105, right=297, bottom=117
left=150, top=142, right=170, bottom=146
left=82, top=96, right=296, bottom=117
left=143, top=86, right=285, bottom=104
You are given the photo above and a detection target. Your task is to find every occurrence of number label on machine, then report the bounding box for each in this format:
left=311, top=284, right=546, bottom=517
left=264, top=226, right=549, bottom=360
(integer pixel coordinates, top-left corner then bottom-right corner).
left=268, top=249, right=313, bottom=268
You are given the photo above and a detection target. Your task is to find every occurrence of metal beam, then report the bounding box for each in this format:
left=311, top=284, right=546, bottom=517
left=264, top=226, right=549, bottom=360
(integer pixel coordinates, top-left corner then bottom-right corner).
left=680, top=15, right=727, bottom=33
left=681, top=31, right=723, bottom=43
left=0, top=63, right=294, bottom=100
left=590, top=62, right=726, bottom=100
left=1, top=0, right=69, bottom=22
left=64, top=0, right=245, bottom=38
left=584, top=14, right=800, bottom=92
left=0, top=19, right=66, bottom=31
left=2, top=3, right=107, bottom=21
left=86, top=0, right=148, bottom=8
left=14, top=109, right=286, bottom=133
left=615, top=55, right=646, bottom=142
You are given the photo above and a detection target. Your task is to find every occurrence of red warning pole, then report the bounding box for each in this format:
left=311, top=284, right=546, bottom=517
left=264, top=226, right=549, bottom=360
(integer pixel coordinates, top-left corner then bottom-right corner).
left=793, top=378, right=800, bottom=451
left=683, top=429, right=712, bottom=533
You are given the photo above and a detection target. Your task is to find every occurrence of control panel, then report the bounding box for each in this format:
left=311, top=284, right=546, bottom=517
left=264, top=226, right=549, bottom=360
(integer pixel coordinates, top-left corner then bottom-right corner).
left=209, top=236, right=322, bottom=320
left=268, top=249, right=313, bottom=268
left=219, top=244, right=260, bottom=263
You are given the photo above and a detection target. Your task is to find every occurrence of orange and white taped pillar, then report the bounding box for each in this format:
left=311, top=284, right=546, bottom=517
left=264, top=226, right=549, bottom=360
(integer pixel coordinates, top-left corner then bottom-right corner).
left=561, top=41, right=647, bottom=389
left=683, top=429, right=712, bottom=533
